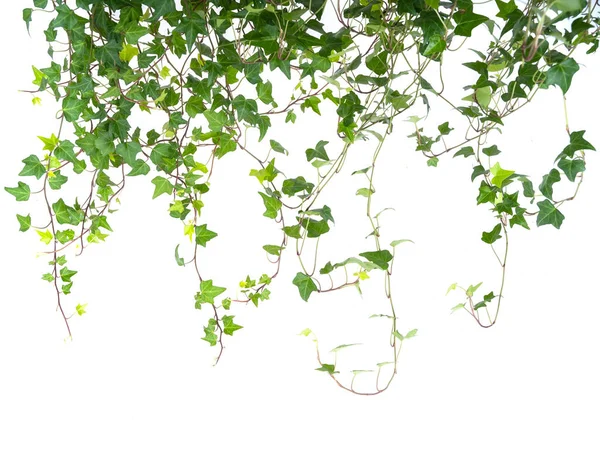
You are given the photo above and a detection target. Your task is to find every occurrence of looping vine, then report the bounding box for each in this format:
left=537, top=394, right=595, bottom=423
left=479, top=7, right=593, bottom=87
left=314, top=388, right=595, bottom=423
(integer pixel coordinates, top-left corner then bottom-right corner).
left=8, top=0, right=598, bottom=394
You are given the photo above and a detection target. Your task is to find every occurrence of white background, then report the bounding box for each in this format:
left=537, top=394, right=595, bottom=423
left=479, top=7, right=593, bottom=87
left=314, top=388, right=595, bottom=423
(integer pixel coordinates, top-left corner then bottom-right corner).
left=1, top=3, right=600, bottom=461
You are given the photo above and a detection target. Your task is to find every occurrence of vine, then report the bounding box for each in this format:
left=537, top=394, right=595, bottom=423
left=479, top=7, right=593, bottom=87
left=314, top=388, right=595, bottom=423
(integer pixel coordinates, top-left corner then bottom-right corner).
left=7, top=0, right=598, bottom=394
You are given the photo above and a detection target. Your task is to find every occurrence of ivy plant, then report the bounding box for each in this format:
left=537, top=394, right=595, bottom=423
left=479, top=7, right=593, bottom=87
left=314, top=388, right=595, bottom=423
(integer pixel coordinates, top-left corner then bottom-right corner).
left=8, top=0, right=599, bottom=395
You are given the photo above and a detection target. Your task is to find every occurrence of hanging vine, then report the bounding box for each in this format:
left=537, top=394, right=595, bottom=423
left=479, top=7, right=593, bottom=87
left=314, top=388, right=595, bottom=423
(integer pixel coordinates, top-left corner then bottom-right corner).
left=7, top=0, right=598, bottom=394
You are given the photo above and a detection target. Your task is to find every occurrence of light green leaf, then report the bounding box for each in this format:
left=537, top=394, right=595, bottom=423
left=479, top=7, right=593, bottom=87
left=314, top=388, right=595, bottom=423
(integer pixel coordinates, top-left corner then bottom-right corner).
left=223, top=315, right=243, bottom=336
left=490, top=163, right=515, bottom=188
left=150, top=176, right=173, bottom=199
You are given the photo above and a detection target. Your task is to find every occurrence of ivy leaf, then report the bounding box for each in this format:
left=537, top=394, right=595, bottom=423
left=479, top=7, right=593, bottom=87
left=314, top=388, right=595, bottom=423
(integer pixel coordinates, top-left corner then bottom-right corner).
left=201, top=319, right=218, bottom=346
left=75, top=303, right=87, bottom=316
left=150, top=176, right=173, bottom=199
left=292, top=272, right=318, bottom=302
left=119, top=43, right=138, bottom=63
left=59, top=267, right=77, bottom=283
left=539, top=168, right=561, bottom=200
left=557, top=157, right=585, bottom=181
left=5, top=182, right=31, bottom=202
left=144, top=0, right=176, bottom=20
left=37, top=229, right=53, bottom=245
left=263, top=245, right=283, bottom=256
left=315, top=364, right=337, bottom=374
left=545, top=58, right=579, bottom=94
left=195, top=224, right=218, bottom=247
left=482, top=145, right=501, bottom=157
left=17, top=214, right=32, bottom=232
left=19, top=155, right=46, bottom=179
left=306, top=140, right=329, bottom=161
left=197, top=280, right=226, bottom=304
left=48, top=171, right=68, bottom=190
left=222, top=315, right=243, bottom=336
left=175, top=244, right=185, bottom=266
left=482, top=224, right=502, bottom=244
left=358, top=250, right=393, bottom=270
left=454, top=146, right=475, bottom=158
left=477, top=182, right=496, bottom=205
left=536, top=200, right=565, bottom=229
left=490, top=163, right=515, bottom=188
left=258, top=192, right=282, bottom=219
left=560, top=130, right=595, bottom=157
left=366, top=51, right=389, bottom=75
left=453, top=11, right=489, bottom=37
left=127, top=160, right=151, bottom=176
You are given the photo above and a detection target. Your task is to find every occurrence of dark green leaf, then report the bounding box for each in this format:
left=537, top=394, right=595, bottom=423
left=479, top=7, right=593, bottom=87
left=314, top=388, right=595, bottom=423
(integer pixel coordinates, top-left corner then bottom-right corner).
left=358, top=250, right=393, bottom=270
left=482, top=223, right=502, bottom=244
left=536, top=200, right=565, bottom=229
left=292, top=272, right=318, bottom=301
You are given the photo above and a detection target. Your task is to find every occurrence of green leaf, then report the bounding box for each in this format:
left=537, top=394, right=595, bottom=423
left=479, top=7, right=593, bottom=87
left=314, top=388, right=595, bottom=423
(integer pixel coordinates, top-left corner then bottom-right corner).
left=358, top=250, right=393, bottom=270
left=119, top=44, right=139, bottom=63
left=269, top=139, right=287, bottom=154
left=454, top=11, right=489, bottom=37
left=42, top=273, right=54, bottom=282
left=257, top=81, right=275, bottom=105
left=390, top=239, right=414, bottom=247
left=34, top=0, right=48, bottom=8
left=475, top=86, right=492, bottom=108
left=19, top=155, right=46, bottom=179
left=292, top=272, right=318, bottom=302
left=185, top=96, right=205, bottom=118
left=5, top=182, right=31, bottom=202
left=222, top=315, right=243, bottom=336
left=282, top=177, right=313, bottom=196
left=366, top=51, right=389, bottom=75
left=75, top=303, right=87, bottom=316
left=331, top=343, right=361, bottom=352
left=482, top=223, right=502, bottom=244
left=23, top=8, right=33, bottom=32
left=561, top=130, right=595, bottom=157
left=201, top=319, right=218, bottom=346
left=306, top=140, right=329, bottom=162
left=59, top=267, right=77, bottom=283
left=258, top=192, right=282, bottom=219
left=454, top=146, right=475, bottom=158
left=536, top=200, right=565, bottom=229
left=263, top=245, right=283, bottom=256
left=426, top=158, right=439, bottom=167
left=127, top=160, right=151, bottom=176
left=150, top=176, right=173, bottom=199
left=477, top=182, right=497, bottom=204
left=466, top=282, right=482, bottom=297
left=545, top=58, right=579, bottom=94
left=56, top=229, right=75, bottom=244
left=482, top=145, right=501, bottom=157
left=557, top=157, right=585, bottom=182
left=539, top=168, right=561, bottom=200
left=315, top=364, right=337, bottom=374
left=175, top=244, right=185, bottom=266
left=490, top=163, right=515, bottom=188
left=48, top=171, right=68, bottom=190
left=17, top=214, right=32, bottom=232
left=37, top=229, right=53, bottom=245
left=52, top=199, right=82, bottom=225
left=197, top=280, right=226, bottom=304
left=195, top=224, right=218, bottom=247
